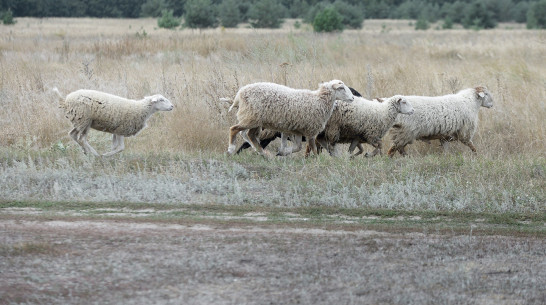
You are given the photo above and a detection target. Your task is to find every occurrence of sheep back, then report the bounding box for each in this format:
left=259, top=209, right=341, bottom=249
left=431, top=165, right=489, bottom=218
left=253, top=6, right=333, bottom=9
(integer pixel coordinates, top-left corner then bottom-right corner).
left=390, top=87, right=488, bottom=147
left=63, top=90, right=153, bottom=137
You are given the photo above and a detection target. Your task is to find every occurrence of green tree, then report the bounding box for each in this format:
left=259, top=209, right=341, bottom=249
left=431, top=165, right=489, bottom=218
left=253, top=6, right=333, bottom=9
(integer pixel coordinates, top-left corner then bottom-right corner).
left=287, top=0, right=309, bottom=18
left=141, top=0, right=169, bottom=17
left=366, top=0, right=390, bottom=19
left=512, top=1, right=530, bottom=23
left=415, top=16, right=429, bottom=30
left=304, top=1, right=327, bottom=24
left=441, top=1, right=467, bottom=24
left=462, top=1, right=497, bottom=29
left=313, top=6, right=343, bottom=32
left=442, top=16, right=453, bottom=29
left=157, top=9, right=180, bottom=29
left=184, top=0, right=217, bottom=29
left=248, top=0, right=285, bottom=28
left=1, top=8, right=15, bottom=25
left=219, top=0, right=240, bottom=28
left=527, top=0, right=546, bottom=29
left=333, top=0, right=364, bottom=29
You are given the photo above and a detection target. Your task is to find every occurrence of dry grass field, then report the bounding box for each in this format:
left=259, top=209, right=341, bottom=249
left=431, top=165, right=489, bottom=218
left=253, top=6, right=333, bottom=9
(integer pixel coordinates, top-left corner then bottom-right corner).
left=0, top=18, right=545, bottom=304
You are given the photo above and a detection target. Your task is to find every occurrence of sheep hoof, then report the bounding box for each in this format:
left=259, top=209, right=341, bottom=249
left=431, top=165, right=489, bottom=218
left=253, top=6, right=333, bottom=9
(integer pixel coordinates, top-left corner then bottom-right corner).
left=227, top=145, right=236, bottom=155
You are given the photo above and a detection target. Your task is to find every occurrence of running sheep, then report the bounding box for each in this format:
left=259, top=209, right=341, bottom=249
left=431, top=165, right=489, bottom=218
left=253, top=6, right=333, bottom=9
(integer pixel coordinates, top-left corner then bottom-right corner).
left=387, top=86, right=493, bottom=156
left=317, top=95, right=414, bottom=157
left=53, top=88, right=174, bottom=156
left=226, top=86, right=362, bottom=155
left=224, top=80, right=354, bottom=156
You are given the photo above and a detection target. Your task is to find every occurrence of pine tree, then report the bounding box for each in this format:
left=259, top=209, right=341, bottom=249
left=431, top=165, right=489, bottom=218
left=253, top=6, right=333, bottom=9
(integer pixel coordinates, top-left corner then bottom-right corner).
left=219, top=0, right=241, bottom=28
left=313, top=7, right=343, bottom=33
left=248, top=0, right=285, bottom=29
left=184, top=0, right=218, bottom=29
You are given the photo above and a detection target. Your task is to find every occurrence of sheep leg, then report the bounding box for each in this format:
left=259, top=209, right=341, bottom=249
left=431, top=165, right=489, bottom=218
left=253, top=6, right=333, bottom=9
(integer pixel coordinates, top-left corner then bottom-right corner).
left=356, top=144, right=366, bottom=156
left=316, top=138, right=330, bottom=155
left=387, top=145, right=396, bottom=157
left=277, top=133, right=290, bottom=156
left=348, top=143, right=366, bottom=158
left=237, top=134, right=276, bottom=154
left=246, top=127, right=265, bottom=155
left=289, top=135, right=303, bottom=154
left=348, top=140, right=358, bottom=154
left=364, top=139, right=382, bottom=157
left=78, top=126, right=100, bottom=157
left=69, top=127, right=93, bottom=155
left=69, top=128, right=87, bottom=154
left=103, top=134, right=125, bottom=157
left=228, top=125, right=247, bottom=155
left=69, top=128, right=80, bottom=144
left=398, top=146, right=408, bottom=156
left=305, top=137, right=318, bottom=157
left=387, top=145, right=399, bottom=157
left=461, top=139, right=477, bottom=153
left=348, top=140, right=365, bottom=158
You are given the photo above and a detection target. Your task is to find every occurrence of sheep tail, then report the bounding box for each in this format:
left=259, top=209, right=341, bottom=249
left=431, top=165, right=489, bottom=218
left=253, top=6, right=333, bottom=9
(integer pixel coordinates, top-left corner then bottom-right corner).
left=226, top=97, right=239, bottom=113
left=52, top=87, right=66, bottom=108
left=219, top=97, right=232, bottom=105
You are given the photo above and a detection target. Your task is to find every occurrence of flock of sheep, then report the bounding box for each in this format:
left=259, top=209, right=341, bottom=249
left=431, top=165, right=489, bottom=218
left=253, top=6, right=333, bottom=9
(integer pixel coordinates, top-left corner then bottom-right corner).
left=53, top=78, right=494, bottom=158
left=222, top=80, right=493, bottom=157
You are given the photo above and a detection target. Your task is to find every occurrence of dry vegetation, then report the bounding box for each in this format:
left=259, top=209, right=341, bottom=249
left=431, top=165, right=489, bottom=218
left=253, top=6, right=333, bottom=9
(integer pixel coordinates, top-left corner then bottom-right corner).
left=0, top=18, right=544, bottom=155
left=0, top=17, right=545, bottom=304
left=0, top=18, right=544, bottom=213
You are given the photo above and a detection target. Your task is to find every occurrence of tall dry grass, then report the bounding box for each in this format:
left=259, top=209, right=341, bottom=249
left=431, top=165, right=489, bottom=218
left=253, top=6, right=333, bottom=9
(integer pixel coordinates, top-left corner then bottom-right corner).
left=0, top=17, right=544, bottom=157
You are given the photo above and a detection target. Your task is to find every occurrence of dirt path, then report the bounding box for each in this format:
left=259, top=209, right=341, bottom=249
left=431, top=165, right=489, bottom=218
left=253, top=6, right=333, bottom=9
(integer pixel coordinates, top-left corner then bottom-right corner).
left=1, top=217, right=544, bottom=305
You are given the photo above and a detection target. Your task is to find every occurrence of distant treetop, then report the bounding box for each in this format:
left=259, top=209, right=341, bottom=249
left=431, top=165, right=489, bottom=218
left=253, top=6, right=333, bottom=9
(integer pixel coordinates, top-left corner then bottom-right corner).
left=1, top=0, right=543, bottom=30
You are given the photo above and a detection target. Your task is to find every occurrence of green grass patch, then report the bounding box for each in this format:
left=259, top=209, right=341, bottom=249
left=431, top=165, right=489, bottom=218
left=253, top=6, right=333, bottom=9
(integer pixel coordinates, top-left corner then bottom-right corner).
left=2, top=200, right=544, bottom=236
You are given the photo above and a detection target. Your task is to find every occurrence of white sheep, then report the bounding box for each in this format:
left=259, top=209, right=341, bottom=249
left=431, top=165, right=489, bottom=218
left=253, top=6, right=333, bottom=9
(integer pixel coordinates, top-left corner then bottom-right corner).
left=53, top=88, right=173, bottom=156
left=221, top=86, right=363, bottom=156
left=387, top=86, right=494, bottom=156
left=224, top=80, right=354, bottom=156
left=317, top=95, right=414, bottom=157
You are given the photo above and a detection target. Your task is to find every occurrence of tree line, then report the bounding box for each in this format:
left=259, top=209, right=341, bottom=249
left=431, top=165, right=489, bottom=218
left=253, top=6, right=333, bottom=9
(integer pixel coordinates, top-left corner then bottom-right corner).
left=1, top=0, right=545, bottom=29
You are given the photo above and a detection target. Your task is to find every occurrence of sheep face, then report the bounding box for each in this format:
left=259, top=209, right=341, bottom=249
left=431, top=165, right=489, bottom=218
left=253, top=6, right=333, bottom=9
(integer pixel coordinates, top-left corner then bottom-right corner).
left=476, top=87, right=494, bottom=108
left=148, top=95, right=174, bottom=111
left=330, top=80, right=355, bottom=103
left=397, top=97, right=414, bottom=115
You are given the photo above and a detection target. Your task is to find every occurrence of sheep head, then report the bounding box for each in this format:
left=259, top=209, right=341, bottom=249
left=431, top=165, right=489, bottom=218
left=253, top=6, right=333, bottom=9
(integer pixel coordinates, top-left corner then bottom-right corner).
left=393, top=95, right=414, bottom=115
left=147, top=94, right=174, bottom=111
left=325, top=80, right=354, bottom=103
left=475, top=86, right=493, bottom=108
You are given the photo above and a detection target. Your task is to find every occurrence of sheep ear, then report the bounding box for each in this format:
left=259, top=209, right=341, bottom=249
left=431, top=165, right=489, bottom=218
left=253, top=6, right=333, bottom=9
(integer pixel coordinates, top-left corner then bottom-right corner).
left=478, top=92, right=485, bottom=98
left=151, top=97, right=158, bottom=103
left=332, top=81, right=344, bottom=90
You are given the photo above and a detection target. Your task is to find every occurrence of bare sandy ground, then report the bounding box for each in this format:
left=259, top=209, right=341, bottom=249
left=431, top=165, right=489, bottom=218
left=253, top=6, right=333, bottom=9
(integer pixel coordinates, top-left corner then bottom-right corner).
left=1, top=218, right=544, bottom=305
